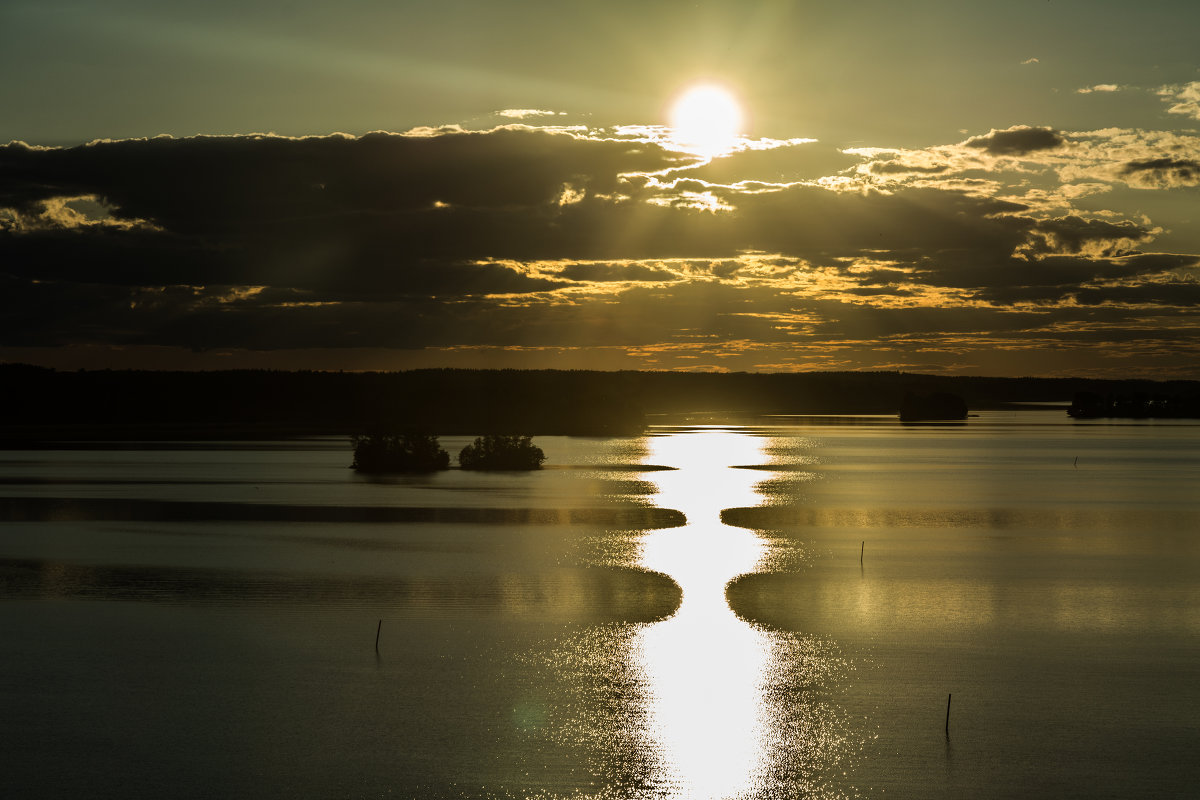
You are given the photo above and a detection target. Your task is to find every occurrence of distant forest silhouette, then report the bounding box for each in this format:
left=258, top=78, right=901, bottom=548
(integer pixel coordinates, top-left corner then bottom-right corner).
left=2, top=364, right=1199, bottom=441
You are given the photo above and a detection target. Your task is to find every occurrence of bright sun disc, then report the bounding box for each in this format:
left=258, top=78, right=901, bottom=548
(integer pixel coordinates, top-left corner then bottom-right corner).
left=668, top=84, right=743, bottom=157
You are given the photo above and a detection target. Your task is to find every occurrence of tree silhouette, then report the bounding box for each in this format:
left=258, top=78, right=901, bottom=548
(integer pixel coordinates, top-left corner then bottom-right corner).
left=351, top=432, right=450, bottom=472
left=458, top=434, right=545, bottom=470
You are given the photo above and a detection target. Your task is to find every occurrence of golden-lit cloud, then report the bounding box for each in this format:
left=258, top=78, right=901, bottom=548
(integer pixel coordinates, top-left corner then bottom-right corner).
left=2, top=120, right=1199, bottom=376
left=964, top=126, right=1065, bottom=157
left=0, top=194, right=160, bottom=233
left=1158, top=81, right=1200, bottom=120
left=1118, top=158, right=1200, bottom=189
left=496, top=109, right=564, bottom=119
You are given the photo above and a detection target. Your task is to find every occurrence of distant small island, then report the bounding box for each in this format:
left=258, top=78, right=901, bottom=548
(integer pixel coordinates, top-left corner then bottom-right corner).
left=351, top=433, right=450, bottom=473
left=351, top=432, right=545, bottom=472
left=458, top=434, right=545, bottom=471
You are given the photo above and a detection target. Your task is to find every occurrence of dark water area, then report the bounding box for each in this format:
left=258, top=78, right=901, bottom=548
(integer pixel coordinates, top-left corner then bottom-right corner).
left=2, top=417, right=1198, bottom=798
left=0, top=496, right=683, bottom=526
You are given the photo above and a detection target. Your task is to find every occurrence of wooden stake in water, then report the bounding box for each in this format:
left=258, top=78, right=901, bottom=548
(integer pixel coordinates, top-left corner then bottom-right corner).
left=945, top=693, right=952, bottom=736
left=860, top=541, right=865, bottom=564
left=375, top=619, right=382, bottom=654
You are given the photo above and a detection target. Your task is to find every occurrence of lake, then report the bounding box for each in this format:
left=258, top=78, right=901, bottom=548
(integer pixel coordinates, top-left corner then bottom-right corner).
left=1, top=411, right=1198, bottom=798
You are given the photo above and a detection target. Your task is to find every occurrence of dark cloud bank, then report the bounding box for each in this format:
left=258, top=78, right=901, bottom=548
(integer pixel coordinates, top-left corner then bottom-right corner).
left=2, top=127, right=1198, bottom=375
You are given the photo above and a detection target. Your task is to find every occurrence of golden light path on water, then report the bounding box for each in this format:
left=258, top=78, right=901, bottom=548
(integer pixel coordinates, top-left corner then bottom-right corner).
left=636, top=428, right=773, bottom=798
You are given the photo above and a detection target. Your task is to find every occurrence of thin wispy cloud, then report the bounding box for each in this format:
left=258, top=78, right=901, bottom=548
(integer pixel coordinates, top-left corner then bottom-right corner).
left=496, top=109, right=564, bottom=119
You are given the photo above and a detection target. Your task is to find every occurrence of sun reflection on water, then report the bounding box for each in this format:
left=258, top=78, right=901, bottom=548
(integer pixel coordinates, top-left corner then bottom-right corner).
left=536, top=427, right=860, bottom=798
left=636, top=428, right=773, bottom=798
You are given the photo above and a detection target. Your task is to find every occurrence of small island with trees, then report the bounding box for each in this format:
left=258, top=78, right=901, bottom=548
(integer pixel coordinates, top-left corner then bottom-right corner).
left=458, top=434, right=545, bottom=471
left=351, top=432, right=544, bottom=473
left=350, top=433, right=450, bottom=473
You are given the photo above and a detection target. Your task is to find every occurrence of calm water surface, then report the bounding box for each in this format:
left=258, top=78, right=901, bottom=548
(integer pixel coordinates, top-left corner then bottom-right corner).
left=1, top=413, right=1198, bottom=798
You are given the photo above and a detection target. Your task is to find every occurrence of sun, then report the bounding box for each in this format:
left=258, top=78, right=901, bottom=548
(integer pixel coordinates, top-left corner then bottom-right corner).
left=668, top=84, right=744, bottom=158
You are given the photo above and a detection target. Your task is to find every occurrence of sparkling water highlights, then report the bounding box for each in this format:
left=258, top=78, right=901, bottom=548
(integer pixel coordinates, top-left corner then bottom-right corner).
left=638, top=428, right=773, bottom=798
left=6, top=415, right=1199, bottom=798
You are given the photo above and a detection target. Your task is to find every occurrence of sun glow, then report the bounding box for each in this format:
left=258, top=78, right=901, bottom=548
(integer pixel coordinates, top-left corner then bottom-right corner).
left=668, top=84, right=744, bottom=158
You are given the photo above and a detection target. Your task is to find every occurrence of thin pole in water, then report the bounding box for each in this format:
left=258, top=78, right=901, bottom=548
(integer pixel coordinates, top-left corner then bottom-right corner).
left=860, top=541, right=865, bottom=565
left=945, top=693, right=952, bottom=736
left=375, top=619, right=382, bottom=654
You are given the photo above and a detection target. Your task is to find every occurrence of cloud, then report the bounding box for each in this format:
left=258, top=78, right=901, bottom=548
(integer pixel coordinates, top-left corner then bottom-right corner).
left=1019, top=216, right=1157, bottom=258
left=555, top=262, right=681, bottom=283
left=0, top=129, right=681, bottom=229
left=866, top=160, right=950, bottom=176
left=963, top=126, right=1065, bottom=156
left=1077, top=84, right=1121, bottom=94
left=1158, top=81, right=1200, bottom=120
left=845, top=126, right=1200, bottom=206
left=1021, top=57, right=1039, bottom=65
left=496, top=109, right=562, bottom=119
left=0, top=194, right=159, bottom=233
left=1119, top=157, right=1200, bottom=189
left=2, top=125, right=1198, bottom=375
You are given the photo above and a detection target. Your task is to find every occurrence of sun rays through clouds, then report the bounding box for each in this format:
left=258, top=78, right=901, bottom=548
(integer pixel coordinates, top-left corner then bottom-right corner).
left=3, top=29, right=1200, bottom=377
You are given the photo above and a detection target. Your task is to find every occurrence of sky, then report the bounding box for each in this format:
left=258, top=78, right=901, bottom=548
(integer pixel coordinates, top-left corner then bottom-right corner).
left=2, top=0, right=1199, bottom=377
